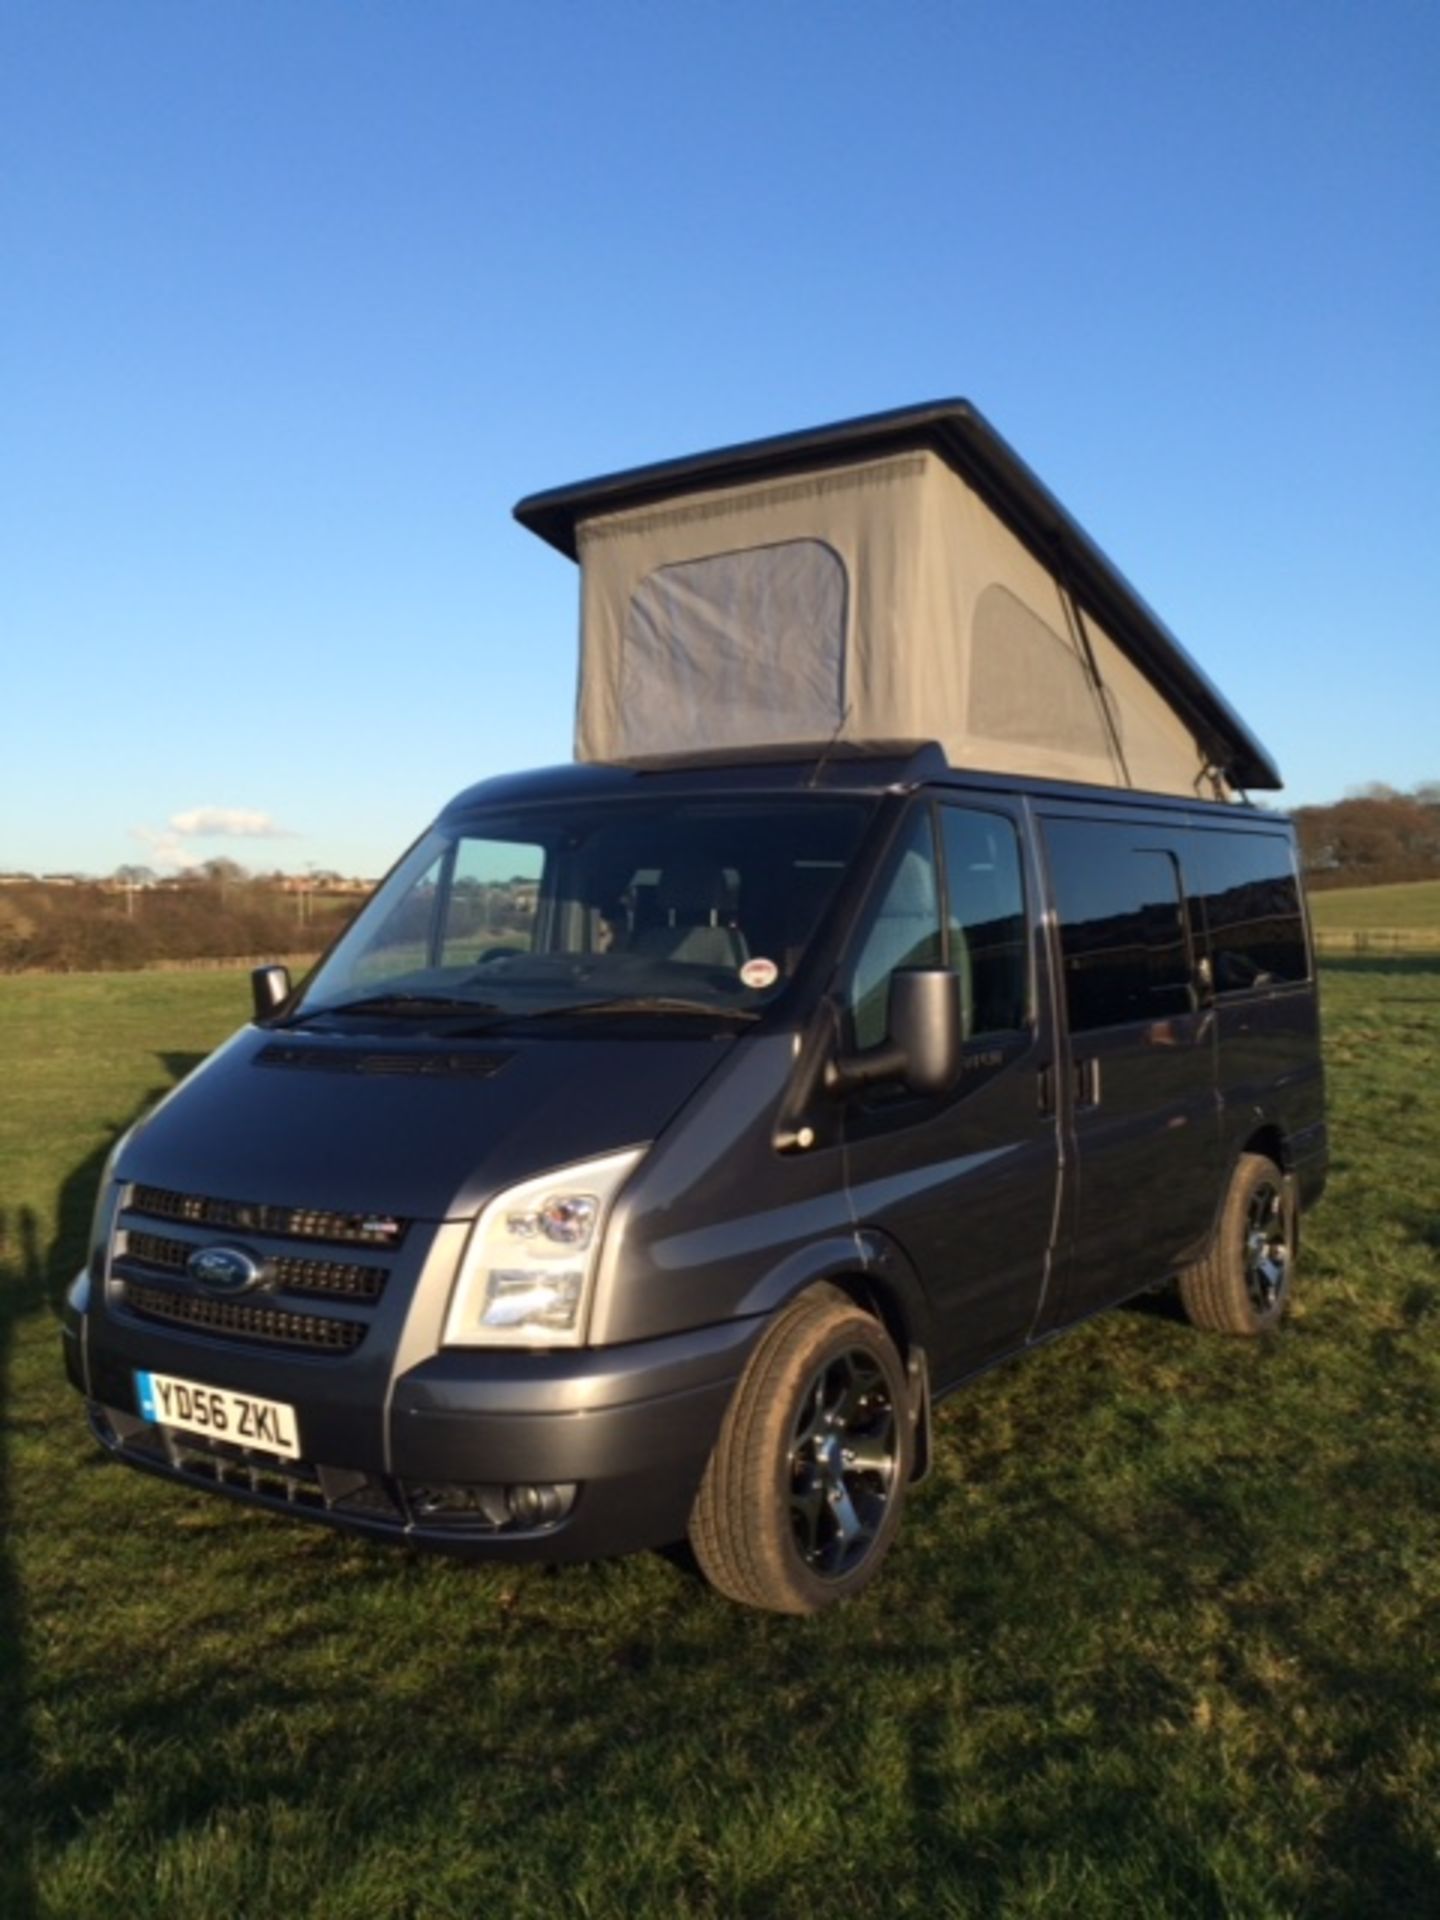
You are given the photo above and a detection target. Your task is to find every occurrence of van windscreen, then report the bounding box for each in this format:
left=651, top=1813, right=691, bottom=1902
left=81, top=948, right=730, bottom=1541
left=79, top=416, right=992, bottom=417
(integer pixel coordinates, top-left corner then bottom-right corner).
left=291, top=798, right=874, bottom=1027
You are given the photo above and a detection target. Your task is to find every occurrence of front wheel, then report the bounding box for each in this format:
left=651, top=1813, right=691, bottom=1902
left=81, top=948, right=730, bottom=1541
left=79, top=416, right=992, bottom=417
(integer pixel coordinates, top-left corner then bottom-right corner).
left=689, top=1284, right=912, bottom=1614
left=1178, top=1151, right=1295, bottom=1334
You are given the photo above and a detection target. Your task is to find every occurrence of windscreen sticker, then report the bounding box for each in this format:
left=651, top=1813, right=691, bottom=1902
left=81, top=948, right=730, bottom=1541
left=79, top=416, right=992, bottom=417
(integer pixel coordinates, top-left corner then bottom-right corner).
left=740, top=957, right=780, bottom=990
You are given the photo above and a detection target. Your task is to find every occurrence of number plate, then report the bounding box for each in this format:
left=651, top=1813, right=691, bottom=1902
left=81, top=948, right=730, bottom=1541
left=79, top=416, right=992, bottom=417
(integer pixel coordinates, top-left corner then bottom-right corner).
left=135, top=1369, right=301, bottom=1459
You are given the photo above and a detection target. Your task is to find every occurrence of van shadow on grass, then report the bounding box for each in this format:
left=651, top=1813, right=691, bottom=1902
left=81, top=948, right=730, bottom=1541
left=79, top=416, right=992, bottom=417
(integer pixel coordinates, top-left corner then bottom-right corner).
left=0, top=1054, right=204, bottom=1920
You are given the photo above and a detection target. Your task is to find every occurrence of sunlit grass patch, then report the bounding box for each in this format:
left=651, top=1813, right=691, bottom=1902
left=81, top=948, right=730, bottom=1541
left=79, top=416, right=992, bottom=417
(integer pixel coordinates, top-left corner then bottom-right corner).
left=1, top=961, right=1437, bottom=1917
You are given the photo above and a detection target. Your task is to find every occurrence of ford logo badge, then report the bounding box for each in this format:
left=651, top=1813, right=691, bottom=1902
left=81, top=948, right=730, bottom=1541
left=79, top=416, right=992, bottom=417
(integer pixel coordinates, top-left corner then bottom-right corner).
left=187, top=1245, right=267, bottom=1295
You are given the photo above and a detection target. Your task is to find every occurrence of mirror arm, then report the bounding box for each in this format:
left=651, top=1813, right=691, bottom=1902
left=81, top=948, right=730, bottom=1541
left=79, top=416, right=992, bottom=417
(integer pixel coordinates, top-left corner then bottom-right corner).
left=824, top=1041, right=908, bottom=1096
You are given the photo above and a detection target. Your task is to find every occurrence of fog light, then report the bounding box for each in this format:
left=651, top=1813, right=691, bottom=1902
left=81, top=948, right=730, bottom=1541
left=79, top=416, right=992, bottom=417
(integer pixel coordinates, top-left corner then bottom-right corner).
left=409, top=1482, right=512, bottom=1527
left=404, top=1479, right=578, bottom=1531
left=505, top=1482, right=575, bottom=1527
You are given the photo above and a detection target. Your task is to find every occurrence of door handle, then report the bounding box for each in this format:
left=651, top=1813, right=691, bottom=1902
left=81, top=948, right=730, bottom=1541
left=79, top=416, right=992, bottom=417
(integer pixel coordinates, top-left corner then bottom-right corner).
left=1074, top=1058, right=1102, bottom=1108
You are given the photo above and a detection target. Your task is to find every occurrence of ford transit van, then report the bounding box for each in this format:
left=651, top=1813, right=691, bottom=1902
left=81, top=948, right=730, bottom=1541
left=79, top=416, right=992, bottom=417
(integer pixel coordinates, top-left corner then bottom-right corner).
left=62, top=404, right=1326, bottom=1613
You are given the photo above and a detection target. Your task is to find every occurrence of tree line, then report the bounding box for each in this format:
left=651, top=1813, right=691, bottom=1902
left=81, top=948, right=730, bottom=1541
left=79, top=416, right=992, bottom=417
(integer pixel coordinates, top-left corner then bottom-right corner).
left=1291, top=783, right=1440, bottom=890
left=0, top=861, right=360, bottom=972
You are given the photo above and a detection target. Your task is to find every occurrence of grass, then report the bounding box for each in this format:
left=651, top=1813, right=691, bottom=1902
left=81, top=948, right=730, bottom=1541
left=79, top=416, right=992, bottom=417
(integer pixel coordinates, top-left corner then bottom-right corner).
left=2, top=963, right=1438, bottom=1918
left=1308, top=878, right=1440, bottom=931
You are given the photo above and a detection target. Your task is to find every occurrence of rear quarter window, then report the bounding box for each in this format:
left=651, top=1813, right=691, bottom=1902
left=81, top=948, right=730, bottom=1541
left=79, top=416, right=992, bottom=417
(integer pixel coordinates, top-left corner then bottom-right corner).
left=1185, top=830, right=1309, bottom=992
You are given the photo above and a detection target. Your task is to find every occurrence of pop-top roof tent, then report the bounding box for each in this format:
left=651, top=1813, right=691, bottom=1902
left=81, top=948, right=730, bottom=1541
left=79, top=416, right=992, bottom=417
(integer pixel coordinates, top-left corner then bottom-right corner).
left=513, top=400, right=1281, bottom=798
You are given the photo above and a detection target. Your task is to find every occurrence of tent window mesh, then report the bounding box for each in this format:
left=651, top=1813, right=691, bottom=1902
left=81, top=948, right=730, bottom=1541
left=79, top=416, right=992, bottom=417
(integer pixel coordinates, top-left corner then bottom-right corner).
left=619, top=541, right=847, bottom=757
left=969, top=585, right=1115, bottom=760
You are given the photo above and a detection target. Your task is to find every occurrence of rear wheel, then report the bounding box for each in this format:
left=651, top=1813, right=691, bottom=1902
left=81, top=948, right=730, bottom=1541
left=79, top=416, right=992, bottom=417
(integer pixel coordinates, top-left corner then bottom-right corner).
left=1178, top=1151, right=1294, bottom=1334
left=689, top=1284, right=912, bottom=1614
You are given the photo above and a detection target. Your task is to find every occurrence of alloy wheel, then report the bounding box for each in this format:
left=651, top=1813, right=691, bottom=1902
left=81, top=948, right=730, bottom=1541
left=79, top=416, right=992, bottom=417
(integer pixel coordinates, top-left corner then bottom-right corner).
left=787, top=1347, right=899, bottom=1579
left=1244, top=1179, right=1290, bottom=1314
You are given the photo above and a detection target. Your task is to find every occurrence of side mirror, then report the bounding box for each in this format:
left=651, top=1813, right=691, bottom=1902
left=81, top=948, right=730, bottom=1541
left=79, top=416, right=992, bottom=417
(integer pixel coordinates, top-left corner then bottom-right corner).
left=251, top=964, right=292, bottom=1021
left=887, top=968, right=965, bottom=1096
left=826, top=967, right=963, bottom=1099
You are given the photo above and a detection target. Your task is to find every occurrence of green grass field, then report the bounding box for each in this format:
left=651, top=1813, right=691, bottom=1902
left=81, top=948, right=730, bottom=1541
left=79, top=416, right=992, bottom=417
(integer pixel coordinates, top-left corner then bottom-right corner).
left=1308, top=878, right=1440, bottom=931
left=2, top=965, right=1437, bottom=1918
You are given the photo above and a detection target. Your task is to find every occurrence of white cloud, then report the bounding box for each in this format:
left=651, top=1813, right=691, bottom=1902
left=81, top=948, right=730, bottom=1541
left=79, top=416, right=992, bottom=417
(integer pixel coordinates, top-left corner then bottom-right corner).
left=129, top=805, right=300, bottom=871
left=168, top=806, right=296, bottom=839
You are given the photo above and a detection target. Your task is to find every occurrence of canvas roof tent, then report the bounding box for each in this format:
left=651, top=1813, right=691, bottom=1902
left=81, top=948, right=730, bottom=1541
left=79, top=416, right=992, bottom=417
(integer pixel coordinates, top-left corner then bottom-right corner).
left=513, top=401, right=1281, bottom=797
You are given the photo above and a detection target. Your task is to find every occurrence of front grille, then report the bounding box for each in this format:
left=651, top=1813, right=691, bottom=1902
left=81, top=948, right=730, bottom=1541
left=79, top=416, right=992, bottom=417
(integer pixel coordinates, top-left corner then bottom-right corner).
left=121, top=1281, right=366, bottom=1354
left=128, top=1183, right=407, bottom=1249
left=122, top=1228, right=388, bottom=1303
left=123, top=1229, right=189, bottom=1272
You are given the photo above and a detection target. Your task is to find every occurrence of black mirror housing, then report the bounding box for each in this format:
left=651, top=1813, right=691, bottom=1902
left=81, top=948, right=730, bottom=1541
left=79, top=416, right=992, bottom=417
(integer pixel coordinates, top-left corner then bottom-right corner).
left=826, top=967, right=963, bottom=1099
left=251, top=964, right=292, bottom=1022
left=886, top=967, right=963, bottom=1097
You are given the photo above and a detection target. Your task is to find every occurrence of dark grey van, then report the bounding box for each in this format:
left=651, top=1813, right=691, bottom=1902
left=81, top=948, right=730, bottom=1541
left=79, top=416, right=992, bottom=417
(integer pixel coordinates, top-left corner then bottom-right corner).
left=63, top=405, right=1326, bottom=1614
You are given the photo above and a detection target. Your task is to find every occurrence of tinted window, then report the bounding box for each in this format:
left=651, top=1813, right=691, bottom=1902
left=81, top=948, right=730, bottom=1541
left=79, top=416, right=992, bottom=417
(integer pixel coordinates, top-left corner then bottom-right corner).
left=1187, top=831, right=1308, bottom=992
left=846, top=810, right=942, bottom=1049
left=1045, top=821, right=1192, bottom=1034
left=940, top=806, right=1028, bottom=1036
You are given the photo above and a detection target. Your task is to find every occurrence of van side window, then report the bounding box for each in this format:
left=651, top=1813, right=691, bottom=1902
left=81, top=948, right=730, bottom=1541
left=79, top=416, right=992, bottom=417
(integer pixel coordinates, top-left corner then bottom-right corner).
left=939, top=806, right=1028, bottom=1036
left=1189, top=831, right=1309, bottom=992
left=846, top=811, right=942, bottom=1050
left=1045, top=822, right=1191, bottom=1033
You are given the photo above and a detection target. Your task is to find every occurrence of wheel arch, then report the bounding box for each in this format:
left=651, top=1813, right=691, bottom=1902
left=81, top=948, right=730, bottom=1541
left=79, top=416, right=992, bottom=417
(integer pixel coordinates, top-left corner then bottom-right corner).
left=732, top=1229, right=934, bottom=1482
left=1240, top=1120, right=1289, bottom=1172
left=733, top=1229, right=932, bottom=1356
left=1200, top=1118, right=1299, bottom=1269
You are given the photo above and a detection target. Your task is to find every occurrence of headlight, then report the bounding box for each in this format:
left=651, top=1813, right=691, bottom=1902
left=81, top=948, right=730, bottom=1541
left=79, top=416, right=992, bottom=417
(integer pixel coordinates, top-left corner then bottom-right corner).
left=441, top=1147, right=646, bottom=1349
left=86, top=1122, right=138, bottom=1280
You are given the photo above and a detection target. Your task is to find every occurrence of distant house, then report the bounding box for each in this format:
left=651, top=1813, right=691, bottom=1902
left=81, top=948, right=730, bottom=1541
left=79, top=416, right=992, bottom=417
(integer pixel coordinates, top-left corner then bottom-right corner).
left=274, top=875, right=374, bottom=895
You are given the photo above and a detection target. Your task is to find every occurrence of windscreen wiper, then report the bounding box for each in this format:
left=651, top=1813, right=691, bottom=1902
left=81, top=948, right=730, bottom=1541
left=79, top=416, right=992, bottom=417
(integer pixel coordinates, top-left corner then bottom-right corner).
left=519, top=997, right=761, bottom=1022
left=285, top=993, right=508, bottom=1024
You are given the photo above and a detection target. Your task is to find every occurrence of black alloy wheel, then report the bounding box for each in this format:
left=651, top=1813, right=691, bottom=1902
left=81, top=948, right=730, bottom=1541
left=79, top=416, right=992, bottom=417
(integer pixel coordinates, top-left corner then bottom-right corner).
left=689, top=1283, right=914, bottom=1613
left=1178, top=1150, right=1296, bottom=1335
left=787, top=1347, right=900, bottom=1579
left=1243, top=1177, right=1290, bottom=1316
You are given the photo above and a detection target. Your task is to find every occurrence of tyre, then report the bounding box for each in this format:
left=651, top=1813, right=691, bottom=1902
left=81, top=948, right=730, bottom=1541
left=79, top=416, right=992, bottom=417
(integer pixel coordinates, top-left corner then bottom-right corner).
left=1178, top=1151, right=1295, bottom=1335
left=689, top=1282, right=913, bottom=1614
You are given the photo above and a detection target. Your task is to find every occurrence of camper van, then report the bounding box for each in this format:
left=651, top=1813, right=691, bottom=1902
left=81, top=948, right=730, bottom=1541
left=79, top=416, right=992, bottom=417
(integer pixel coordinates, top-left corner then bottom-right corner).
left=63, top=402, right=1326, bottom=1614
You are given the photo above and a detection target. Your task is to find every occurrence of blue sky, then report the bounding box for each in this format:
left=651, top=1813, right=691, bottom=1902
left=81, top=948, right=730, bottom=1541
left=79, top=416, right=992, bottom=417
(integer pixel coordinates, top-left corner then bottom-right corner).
left=3, top=0, right=1436, bottom=877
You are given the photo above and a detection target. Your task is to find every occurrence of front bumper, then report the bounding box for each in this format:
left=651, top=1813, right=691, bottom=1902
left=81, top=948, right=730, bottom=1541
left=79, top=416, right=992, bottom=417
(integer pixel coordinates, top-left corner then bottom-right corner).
left=65, top=1273, right=759, bottom=1562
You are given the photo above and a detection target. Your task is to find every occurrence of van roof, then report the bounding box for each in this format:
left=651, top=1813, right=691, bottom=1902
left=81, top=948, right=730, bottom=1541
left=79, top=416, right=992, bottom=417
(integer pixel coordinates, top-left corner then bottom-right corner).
left=441, top=745, right=1289, bottom=824
left=513, top=400, right=1281, bottom=793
